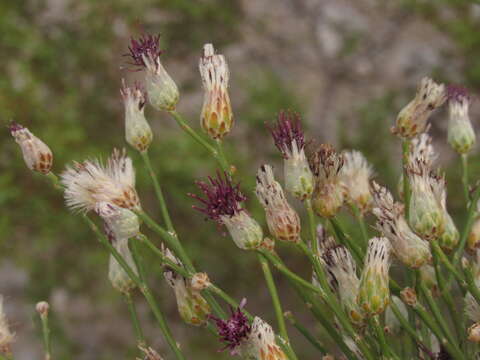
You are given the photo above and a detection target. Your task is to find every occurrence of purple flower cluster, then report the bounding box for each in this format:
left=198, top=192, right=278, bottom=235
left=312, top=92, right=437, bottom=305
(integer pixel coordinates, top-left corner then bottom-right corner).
left=9, top=121, right=24, bottom=133
left=126, top=33, right=162, bottom=69
left=268, top=110, right=305, bottom=159
left=189, top=171, right=246, bottom=222
left=209, top=299, right=251, bottom=354
left=447, top=84, right=470, bottom=103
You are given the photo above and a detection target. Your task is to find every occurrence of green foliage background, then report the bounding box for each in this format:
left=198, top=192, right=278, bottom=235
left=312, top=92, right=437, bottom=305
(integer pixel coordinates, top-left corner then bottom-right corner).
left=2, top=0, right=480, bottom=358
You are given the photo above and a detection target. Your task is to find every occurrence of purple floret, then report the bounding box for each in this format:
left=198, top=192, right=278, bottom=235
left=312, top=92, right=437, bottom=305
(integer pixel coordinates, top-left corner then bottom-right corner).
left=268, top=110, right=305, bottom=159
left=189, top=171, right=246, bottom=223
left=209, top=299, right=251, bottom=354
left=447, top=84, right=470, bottom=103
left=9, top=121, right=24, bottom=134
left=125, top=33, right=162, bottom=69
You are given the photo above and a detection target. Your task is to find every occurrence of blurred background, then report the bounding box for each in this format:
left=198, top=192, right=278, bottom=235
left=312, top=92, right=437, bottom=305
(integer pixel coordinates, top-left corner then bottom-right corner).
left=2, top=0, right=480, bottom=358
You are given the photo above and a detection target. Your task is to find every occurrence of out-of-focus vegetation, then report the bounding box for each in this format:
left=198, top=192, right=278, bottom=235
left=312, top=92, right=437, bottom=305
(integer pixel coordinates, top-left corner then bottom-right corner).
left=2, top=0, right=480, bottom=359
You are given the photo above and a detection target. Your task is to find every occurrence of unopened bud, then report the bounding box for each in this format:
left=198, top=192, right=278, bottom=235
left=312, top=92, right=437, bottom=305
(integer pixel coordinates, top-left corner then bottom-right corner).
left=108, top=238, right=138, bottom=294
left=199, top=44, right=233, bottom=139
left=191, top=272, right=210, bottom=292
left=393, top=77, right=446, bottom=138
left=35, top=301, right=49, bottom=317
left=447, top=85, right=475, bottom=154
left=221, top=211, right=263, bottom=250
left=400, top=287, right=417, bottom=307
left=256, top=165, right=301, bottom=243
left=468, top=323, right=480, bottom=343
left=121, top=80, right=153, bottom=152
left=468, top=217, right=480, bottom=254
left=10, top=122, right=53, bottom=174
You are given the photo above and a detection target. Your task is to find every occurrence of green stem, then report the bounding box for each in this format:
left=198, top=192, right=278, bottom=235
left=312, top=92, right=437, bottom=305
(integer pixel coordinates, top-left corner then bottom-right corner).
left=140, top=151, right=174, bottom=233
left=462, top=154, right=469, bottom=204
left=329, top=218, right=364, bottom=265
left=305, top=199, right=318, bottom=254
left=124, top=292, right=146, bottom=347
left=39, top=312, right=52, bottom=360
left=257, top=253, right=297, bottom=360
left=215, top=139, right=231, bottom=175
left=371, top=316, right=399, bottom=359
left=352, top=205, right=369, bottom=251
left=402, top=139, right=411, bottom=219
left=284, top=311, right=327, bottom=354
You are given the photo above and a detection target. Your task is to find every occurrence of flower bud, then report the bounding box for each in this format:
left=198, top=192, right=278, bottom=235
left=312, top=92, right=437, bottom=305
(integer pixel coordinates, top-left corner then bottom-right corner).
left=268, top=111, right=314, bottom=200
left=126, top=34, right=178, bottom=111
left=191, top=172, right=263, bottom=250
left=393, top=77, right=446, bottom=138
left=385, top=296, right=407, bottom=335
left=468, top=323, right=480, bottom=343
left=256, top=165, right=301, bottom=243
left=447, top=85, right=475, bottom=154
left=121, top=80, right=153, bottom=152
left=357, top=237, right=391, bottom=316
left=0, top=297, right=14, bottom=355
left=242, top=317, right=287, bottom=360
left=400, top=287, right=417, bottom=307
left=164, top=249, right=211, bottom=326
left=321, top=245, right=363, bottom=325
left=191, top=272, right=210, bottom=292
left=95, top=202, right=140, bottom=240
left=340, top=150, right=374, bottom=213
left=108, top=238, right=138, bottom=294
left=468, top=217, right=480, bottom=254
left=10, top=122, right=53, bottom=174
left=199, top=44, right=233, bottom=140
left=419, top=265, right=438, bottom=296
left=372, top=182, right=431, bottom=268
left=35, top=301, right=50, bottom=317
left=309, top=144, right=345, bottom=218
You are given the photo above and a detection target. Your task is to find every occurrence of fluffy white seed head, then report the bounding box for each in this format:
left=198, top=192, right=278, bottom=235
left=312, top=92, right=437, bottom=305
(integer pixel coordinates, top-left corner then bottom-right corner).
left=61, top=149, right=140, bottom=213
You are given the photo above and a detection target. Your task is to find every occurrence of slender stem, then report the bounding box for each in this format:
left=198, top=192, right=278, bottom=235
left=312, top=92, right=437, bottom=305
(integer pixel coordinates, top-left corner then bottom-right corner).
left=352, top=205, right=369, bottom=251
left=83, top=216, right=185, bottom=359
left=371, top=316, right=399, bottom=360
left=215, top=139, right=231, bottom=175
left=39, top=312, right=52, bottom=360
left=402, top=139, right=411, bottom=220
left=284, top=311, right=327, bottom=354
left=305, top=199, right=318, bottom=254
left=257, top=253, right=297, bottom=360
left=462, top=154, right=470, bottom=204
left=329, top=218, right=364, bottom=265
left=140, top=151, right=174, bottom=233
left=124, top=292, right=146, bottom=347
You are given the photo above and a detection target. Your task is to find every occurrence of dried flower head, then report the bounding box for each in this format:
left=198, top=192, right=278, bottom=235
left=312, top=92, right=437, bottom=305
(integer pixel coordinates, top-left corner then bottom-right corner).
left=126, top=33, right=179, bottom=111
left=61, top=149, right=140, bottom=213
left=121, top=80, right=152, bottom=152
left=0, top=297, right=14, bottom=354
left=407, top=136, right=445, bottom=240
left=358, top=237, right=391, bottom=316
left=268, top=111, right=314, bottom=200
left=309, top=144, right=345, bottom=217
left=210, top=299, right=251, bottom=355
left=447, top=85, right=475, bottom=154
left=10, top=122, right=53, bottom=174
left=191, top=272, right=211, bottom=292
left=256, top=164, right=301, bottom=243
left=321, top=245, right=363, bottom=325
left=340, top=150, right=374, bottom=213
left=393, top=77, right=446, bottom=138
left=372, top=182, right=431, bottom=268
left=163, top=249, right=210, bottom=326
left=199, top=43, right=233, bottom=140
left=243, top=317, right=287, bottom=360
left=108, top=238, right=138, bottom=294
left=400, top=287, right=418, bottom=307
left=190, top=172, right=262, bottom=250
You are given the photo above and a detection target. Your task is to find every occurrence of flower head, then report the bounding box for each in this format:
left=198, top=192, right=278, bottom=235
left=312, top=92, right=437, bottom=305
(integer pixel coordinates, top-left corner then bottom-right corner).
left=61, top=149, right=140, bottom=212
left=210, top=299, right=251, bottom=354
left=10, top=122, right=53, bottom=174
left=0, top=297, right=14, bottom=355
left=95, top=202, right=140, bottom=241
left=121, top=80, right=152, bottom=152
left=199, top=43, right=233, bottom=140
left=190, top=172, right=262, bottom=250
left=447, top=85, right=475, bottom=154
left=255, top=164, right=301, bottom=243
left=309, top=144, right=345, bottom=217
left=372, top=182, right=431, bottom=268
left=163, top=248, right=211, bottom=326
left=126, top=33, right=162, bottom=70
left=358, top=237, right=392, bottom=316
left=269, top=111, right=306, bottom=159
left=393, top=77, right=446, bottom=138
left=126, top=33, right=178, bottom=111
left=243, top=317, right=287, bottom=360
left=321, top=245, right=363, bottom=325
left=340, top=150, right=374, bottom=213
